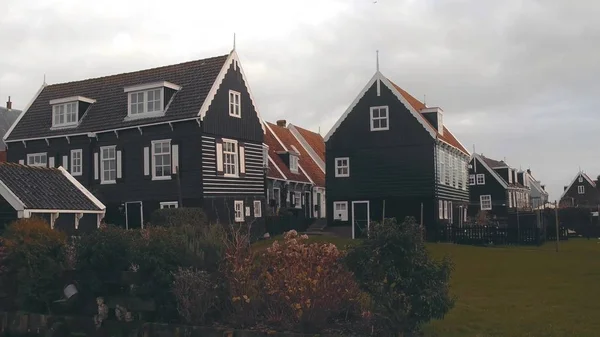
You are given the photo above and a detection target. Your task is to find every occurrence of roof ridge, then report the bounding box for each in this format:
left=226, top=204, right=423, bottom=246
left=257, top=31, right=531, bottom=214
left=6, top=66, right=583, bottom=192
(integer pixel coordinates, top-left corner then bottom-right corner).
left=45, top=54, right=230, bottom=88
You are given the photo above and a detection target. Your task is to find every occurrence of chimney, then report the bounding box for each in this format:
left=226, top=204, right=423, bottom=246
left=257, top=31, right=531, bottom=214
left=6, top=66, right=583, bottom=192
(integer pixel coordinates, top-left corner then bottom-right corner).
left=420, top=107, right=444, bottom=135
left=276, top=119, right=287, bottom=127
left=6, top=96, right=11, bottom=110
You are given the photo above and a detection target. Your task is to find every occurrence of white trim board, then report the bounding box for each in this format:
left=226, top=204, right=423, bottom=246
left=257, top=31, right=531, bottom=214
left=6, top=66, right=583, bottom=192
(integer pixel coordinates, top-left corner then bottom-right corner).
left=3, top=83, right=46, bottom=142
left=472, top=153, right=508, bottom=189
left=197, top=50, right=265, bottom=133
left=559, top=171, right=595, bottom=201
left=351, top=200, right=370, bottom=240
left=50, top=96, right=96, bottom=105
left=287, top=124, right=325, bottom=173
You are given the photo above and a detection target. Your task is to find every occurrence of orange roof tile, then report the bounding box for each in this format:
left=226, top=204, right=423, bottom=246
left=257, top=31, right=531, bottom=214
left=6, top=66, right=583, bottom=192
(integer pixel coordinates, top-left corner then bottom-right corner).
left=264, top=123, right=311, bottom=184
left=293, top=125, right=325, bottom=163
left=389, top=80, right=469, bottom=155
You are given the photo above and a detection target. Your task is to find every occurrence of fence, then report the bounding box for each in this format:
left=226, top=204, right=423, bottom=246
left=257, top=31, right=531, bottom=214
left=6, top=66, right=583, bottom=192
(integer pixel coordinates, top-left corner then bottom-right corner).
left=448, top=224, right=568, bottom=246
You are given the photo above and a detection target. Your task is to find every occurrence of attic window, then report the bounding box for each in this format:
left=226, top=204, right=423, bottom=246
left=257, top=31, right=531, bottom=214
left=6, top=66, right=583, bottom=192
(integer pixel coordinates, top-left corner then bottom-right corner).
left=124, top=81, right=181, bottom=119
left=289, top=154, right=299, bottom=173
left=49, top=96, right=95, bottom=128
left=370, top=106, right=389, bottom=131
left=578, top=176, right=583, bottom=183
left=229, top=90, right=241, bottom=117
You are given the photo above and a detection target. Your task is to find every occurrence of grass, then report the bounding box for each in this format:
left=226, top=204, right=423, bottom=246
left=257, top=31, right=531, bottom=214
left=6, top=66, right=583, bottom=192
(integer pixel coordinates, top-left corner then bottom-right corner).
left=254, top=235, right=600, bottom=337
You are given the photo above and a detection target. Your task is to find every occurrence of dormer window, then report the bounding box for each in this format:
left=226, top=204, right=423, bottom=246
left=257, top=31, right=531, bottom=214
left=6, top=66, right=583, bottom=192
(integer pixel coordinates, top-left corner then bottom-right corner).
left=290, top=154, right=299, bottom=173
left=229, top=90, right=241, bottom=117
left=124, top=81, right=181, bottom=120
left=49, top=96, right=96, bottom=128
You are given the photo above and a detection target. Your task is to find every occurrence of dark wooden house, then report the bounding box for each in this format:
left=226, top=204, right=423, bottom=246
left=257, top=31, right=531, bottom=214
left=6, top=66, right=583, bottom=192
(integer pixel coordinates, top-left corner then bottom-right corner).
left=324, top=70, right=470, bottom=238
left=468, top=153, right=531, bottom=219
left=559, top=171, right=600, bottom=208
left=3, top=49, right=266, bottom=228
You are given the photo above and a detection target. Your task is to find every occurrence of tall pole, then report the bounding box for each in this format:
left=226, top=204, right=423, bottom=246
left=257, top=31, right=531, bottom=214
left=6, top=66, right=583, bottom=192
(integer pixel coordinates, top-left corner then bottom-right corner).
left=554, top=200, right=559, bottom=252
left=382, top=199, right=386, bottom=221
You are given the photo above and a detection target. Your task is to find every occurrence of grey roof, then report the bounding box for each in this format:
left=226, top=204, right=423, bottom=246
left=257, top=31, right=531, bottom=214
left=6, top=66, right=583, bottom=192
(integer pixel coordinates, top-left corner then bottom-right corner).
left=479, top=155, right=508, bottom=168
left=6, top=54, right=229, bottom=141
left=0, top=108, right=21, bottom=150
left=0, top=163, right=103, bottom=211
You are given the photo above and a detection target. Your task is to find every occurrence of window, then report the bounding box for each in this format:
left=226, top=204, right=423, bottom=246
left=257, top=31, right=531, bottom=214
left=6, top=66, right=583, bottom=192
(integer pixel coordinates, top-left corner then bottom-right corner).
left=370, top=106, right=389, bottom=131
left=223, top=140, right=238, bottom=177
left=229, top=90, right=241, bottom=117
left=333, top=201, right=348, bottom=221
left=234, top=200, right=244, bottom=222
left=273, top=187, right=281, bottom=207
left=509, top=192, right=513, bottom=208
left=254, top=200, right=262, bottom=217
left=476, top=174, right=485, bottom=185
left=262, top=145, right=269, bottom=168
left=439, top=200, right=443, bottom=219
left=293, top=192, right=302, bottom=209
left=152, top=139, right=172, bottom=180
left=100, top=146, right=117, bottom=184
left=27, top=153, right=47, bottom=167
left=128, top=89, right=163, bottom=116
left=480, top=195, right=492, bottom=210
left=335, top=157, right=349, bottom=177
left=443, top=201, right=448, bottom=219
left=160, top=201, right=178, bottom=209
left=578, top=185, right=585, bottom=194
left=469, top=174, right=476, bottom=185
left=70, top=149, right=82, bottom=176
left=463, top=208, right=467, bottom=222
left=444, top=152, right=450, bottom=184
left=578, top=176, right=583, bottom=183
left=289, top=154, right=299, bottom=173
left=449, top=201, right=453, bottom=224
left=52, top=102, right=78, bottom=127
left=438, top=148, right=445, bottom=183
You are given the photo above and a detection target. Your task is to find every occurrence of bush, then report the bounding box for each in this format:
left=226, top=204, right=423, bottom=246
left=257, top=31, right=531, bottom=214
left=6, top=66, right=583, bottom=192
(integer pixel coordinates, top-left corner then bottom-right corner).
left=149, top=208, right=208, bottom=227
left=180, top=223, right=227, bottom=272
left=345, top=217, right=455, bottom=336
left=172, top=267, right=220, bottom=325
left=2, top=218, right=67, bottom=313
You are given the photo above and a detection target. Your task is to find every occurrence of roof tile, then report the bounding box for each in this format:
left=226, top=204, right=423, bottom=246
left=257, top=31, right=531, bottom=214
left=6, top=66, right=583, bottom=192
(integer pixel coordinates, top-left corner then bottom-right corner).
left=264, top=123, right=312, bottom=184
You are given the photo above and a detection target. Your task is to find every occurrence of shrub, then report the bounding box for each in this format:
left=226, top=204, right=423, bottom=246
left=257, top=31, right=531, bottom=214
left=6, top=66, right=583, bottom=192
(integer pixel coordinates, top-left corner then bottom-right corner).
left=172, top=267, right=220, bottom=325
left=149, top=208, right=208, bottom=227
left=180, top=223, right=227, bottom=272
left=345, top=217, right=455, bottom=336
left=2, top=217, right=67, bottom=313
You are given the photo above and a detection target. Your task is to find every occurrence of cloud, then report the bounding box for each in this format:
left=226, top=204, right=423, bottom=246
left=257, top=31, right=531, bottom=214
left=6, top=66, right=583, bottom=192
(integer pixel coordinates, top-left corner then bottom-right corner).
left=1, top=0, right=598, bottom=201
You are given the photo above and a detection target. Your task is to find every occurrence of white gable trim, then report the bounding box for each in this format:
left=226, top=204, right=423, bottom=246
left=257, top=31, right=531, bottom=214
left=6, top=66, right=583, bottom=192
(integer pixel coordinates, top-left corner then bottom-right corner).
left=299, top=164, right=314, bottom=184
left=264, top=121, right=288, bottom=152
left=197, top=50, right=265, bottom=133
left=4, top=83, right=46, bottom=142
left=559, top=172, right=595, bottom=201
left=287, top=124, right=325, bottom=173
left=324, top=71, right=436, bottom=142
left=0, top=179, right=26, bottom=211
left=268, top=155, right=288, bottom=180
left=58, top=166, right=106, bottom=211
left=472, top=153, right=508, bottom=189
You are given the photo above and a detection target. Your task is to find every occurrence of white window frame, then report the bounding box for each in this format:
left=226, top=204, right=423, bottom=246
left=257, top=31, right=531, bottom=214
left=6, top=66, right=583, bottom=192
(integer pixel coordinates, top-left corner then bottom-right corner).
left=469, top=174, right=475, bottom=185
left=70, top=149, right=83, bottom=176
left=480, top=195, right=492, bottom=210
left=443, top=201, right=448, bottom=219
left=262, top=144, right=269, bottom=168
left=229, top=90, right=241, bottom=117
left=52, top=102, right=78, bottom=127
left=335, top=157, right=349, bottom=177
left=289, top=154, right=299, bottom=173
left=127, top=88, right=164, bottom=117
left=27, top=152, right=47, bottom=167
left=449, top=201, right=453, bottom=224
left=222, top=139, right=239, bottom=177
left=234, top=200, right=244, bottom=222
left=293, top=192, right=302, bottom=209
left=439, top=200, right=443, bottom=219
left=509, top=191, right=513, bottom=208
left=578, top=176, right=583, bottom=183
left=370, top=106, right=389, bottom=131
left=333, top=201, right=348, bottom=221
left=151, top=139, right=172, bottom=180
left=100, top=146, right=117, bottom=184
left=578, top=185, right=585, bottom=194
left=476, top=174, right=485, bottom=185
left=253, top=200, right=262, bottom=217
left=273, top=187, right=281, bottom=207
left=160, top=201, right=179, bottom=209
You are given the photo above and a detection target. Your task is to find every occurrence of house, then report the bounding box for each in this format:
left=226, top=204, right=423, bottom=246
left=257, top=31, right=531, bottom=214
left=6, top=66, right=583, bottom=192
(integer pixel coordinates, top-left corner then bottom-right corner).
left=0, top=162, right=105, bottom=233
left=468, top=153, right=531, bottom=219
left=0, top=97, right=21, bottom=162
left=3, top=48, right=266, bottom=228
left=559, top=171, right=600, bottom=208
left=264, top=120, right=313, bottom=217
left=525, top=169, right=549, bottom=209
left=324, top=69, right=470, bottom=238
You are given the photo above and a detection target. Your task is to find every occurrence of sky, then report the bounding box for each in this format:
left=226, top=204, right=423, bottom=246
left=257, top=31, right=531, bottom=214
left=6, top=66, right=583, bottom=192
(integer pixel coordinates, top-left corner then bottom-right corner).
left=1, top=0, right=599, bottom=201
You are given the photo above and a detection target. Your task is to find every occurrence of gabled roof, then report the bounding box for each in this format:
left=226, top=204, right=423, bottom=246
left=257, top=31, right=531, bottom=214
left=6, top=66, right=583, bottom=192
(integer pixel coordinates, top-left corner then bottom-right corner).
left=0, top=163, right=105, bottom=213
left=324, top=71, right=469, bottom=156
left=5, top=50, right=265, bottom=142
left=264, top=123, right=312, bottom=184
left=472, top=153, right=508, bottom=189
left=479, top=156, right=508, bottom=169
left=286, top=124, right=325, bottom=186
left=0, top=108, right=21, bottom=150
left=290, top=124, right=325, bottom=163
left=560, top=171, right=596, bottom=200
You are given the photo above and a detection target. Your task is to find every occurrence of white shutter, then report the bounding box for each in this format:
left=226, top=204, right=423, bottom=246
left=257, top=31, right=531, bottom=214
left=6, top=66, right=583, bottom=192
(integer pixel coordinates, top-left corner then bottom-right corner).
left=143, top=147, right=150, bottom=176
left=18, top=159, right=24, bottom=165
left=116, top=150, right=122, bottom=179
left=216, top=142, right=223, bottom=172
left=94, top=152, right=99, bottom=180
left=62, top=155, right=68, bottom=170
left=49, top=156, right=55, bottom=168
left=171, top=144, right=179, bottom=174
left=239, top=144, right=246, bottom=174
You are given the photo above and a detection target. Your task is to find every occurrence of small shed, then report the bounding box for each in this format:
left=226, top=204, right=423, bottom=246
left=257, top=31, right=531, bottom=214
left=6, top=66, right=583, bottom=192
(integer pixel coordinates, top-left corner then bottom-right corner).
left=0, top=163, right=105, bottom=233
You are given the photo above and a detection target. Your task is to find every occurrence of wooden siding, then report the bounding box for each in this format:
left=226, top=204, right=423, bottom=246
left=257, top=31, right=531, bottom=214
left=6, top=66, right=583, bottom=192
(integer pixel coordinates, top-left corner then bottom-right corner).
left=560, top=174, right=600, bottom=208
left=202, top=135, right=265, bottom=196
left=468, top=156, right=508, bottom=217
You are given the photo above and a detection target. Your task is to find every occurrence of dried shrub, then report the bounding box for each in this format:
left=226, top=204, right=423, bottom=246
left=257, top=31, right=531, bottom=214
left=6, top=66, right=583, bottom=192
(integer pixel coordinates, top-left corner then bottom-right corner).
left=149, top=207, right=208, bottom=228
left=2, top=217, right=67, bottom=313
left=172, top=267, right=219, bottom=325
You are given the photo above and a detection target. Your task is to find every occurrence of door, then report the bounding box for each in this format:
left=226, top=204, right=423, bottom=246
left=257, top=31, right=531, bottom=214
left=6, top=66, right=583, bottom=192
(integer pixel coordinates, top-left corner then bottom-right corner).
left=305, top=192, right=311, bottom=218
left=352, top=201, right=370, bottom=239
left=125, top=201, right=143, bottom=230
left=316, top=192, right=322, bottom=218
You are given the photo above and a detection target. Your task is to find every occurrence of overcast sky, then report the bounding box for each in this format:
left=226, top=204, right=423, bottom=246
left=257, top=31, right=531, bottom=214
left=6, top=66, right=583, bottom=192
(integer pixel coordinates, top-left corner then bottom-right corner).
left=1, top=0, right=598, bottom=201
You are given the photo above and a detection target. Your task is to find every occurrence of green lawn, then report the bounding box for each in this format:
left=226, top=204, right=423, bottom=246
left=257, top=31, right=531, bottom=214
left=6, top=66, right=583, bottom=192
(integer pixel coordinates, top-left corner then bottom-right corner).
left=255, top=236, right=600, bottom=337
